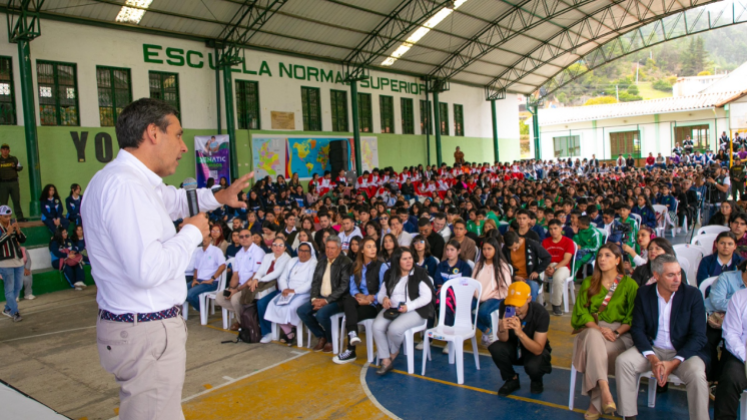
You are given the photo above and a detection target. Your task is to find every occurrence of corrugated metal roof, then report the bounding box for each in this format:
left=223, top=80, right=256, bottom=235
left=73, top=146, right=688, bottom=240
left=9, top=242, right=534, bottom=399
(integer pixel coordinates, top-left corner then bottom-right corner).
left=539, top=91, right=739, bottom=126
left=27, top=0, right=725, bottom=93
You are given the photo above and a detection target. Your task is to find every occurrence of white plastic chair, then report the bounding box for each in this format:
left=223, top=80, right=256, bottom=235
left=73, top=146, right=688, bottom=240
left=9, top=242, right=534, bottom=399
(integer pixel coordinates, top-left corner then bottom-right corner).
left=699, top=276, right=717, bottom=301
left=692, top=233, right=718, bottom=256
left=339, top=316, right=376, bottom=363
left=182, top=248, right=200, bottom=321
left=329, top=312, right=344, bottom=355
left=637, top=371, right=684, bottom=408
left=199, top=268, right=229, bottom=325
left=676, top=258, right=691, bottom=286
left=629, top=213, right=642, bottom=229
left=271, top=319, right=311, bottom=348
left=561, top=242, right=579, bottom=313
left=467, top=260, right=475, bottom=270
left=653, top=204, right=668, bottom=238
left=421, top=277, right=482, bottom=385
left=672, top=245, right=703, bottom=288
left=376, top=319, right=428, bottom=374
left=696, top=225, right=730, bottom=236
left=569, top=365, right=578, bottom=409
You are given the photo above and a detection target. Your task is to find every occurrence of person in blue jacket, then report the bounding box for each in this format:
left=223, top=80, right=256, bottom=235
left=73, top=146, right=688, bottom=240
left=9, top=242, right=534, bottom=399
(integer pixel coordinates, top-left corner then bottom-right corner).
left=70, top=224, right=89, bottom=264
left=49, top=226, right=85, bottom=290
left=436, top=239, right=473, bottom=326
left=632, top=195, right=657, bottom=229
left=411, top=234, right=439, bottom=280
left=65, top=183, right=82, bottom=226
left=40, top=184, right=69, bottom=234
left=696, top=231, right=743, bottom=286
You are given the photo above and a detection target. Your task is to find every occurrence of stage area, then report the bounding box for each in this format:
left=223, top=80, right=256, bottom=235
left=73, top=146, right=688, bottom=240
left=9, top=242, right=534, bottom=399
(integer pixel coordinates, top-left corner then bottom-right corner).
left=0, top=284, right=700, bottom=420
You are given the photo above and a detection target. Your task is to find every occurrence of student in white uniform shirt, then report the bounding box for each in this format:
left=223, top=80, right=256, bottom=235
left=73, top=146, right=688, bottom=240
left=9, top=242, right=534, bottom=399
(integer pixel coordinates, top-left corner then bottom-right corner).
left=82, top=98, right=252, bottom=420
left=263, top=242, right=318, bottom=344
left=389, top=215, right=412, bottom=247
left=214, top=228, right=266, bottom=330
left=186, top=236, right=227, bottom=311
left=338, top=215, right=362, bottom=254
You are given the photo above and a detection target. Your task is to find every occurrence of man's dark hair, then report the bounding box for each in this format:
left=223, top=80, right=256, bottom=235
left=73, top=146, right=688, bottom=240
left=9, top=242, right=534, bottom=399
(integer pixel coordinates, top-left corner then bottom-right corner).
left=504, top=231, right=520, bottom=247
left=115, top=98, right=178, bottom=149
left=578, top=216, right=591, bottom=227
left=341, top=214, right=354, bottom=222
left=516, top=209, right=529, bottom=217
left=603, top=208, right=616, bottom=217
left=418, top=218, right=431, bottom=227
left=434, top=212, right=447, bottom=221
left=547, top=218, right=562, bottom=228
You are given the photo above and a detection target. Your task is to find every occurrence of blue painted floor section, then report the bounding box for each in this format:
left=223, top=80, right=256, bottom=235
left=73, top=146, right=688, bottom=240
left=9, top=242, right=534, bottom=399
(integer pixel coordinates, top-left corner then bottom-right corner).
left=365, top=347, right=707, bottom=419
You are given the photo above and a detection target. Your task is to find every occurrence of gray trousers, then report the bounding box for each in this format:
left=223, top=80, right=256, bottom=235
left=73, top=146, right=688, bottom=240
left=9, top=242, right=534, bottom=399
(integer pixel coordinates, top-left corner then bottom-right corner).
left=97, top=315, right=187, bottom=420
left=372, top=309, right=425, bottom=360
left=615, top=346, right=708, bottom=419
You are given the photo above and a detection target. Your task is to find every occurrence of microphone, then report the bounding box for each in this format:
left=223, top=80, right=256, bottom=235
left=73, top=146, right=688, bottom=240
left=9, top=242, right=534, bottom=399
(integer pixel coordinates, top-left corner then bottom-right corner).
left=183, top=178, right=199, bottom=217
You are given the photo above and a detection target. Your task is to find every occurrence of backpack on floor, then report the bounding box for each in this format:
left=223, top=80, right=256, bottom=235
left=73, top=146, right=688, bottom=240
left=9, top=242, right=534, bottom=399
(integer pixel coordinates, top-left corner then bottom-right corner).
left=237, top=303, right=261, bottom=343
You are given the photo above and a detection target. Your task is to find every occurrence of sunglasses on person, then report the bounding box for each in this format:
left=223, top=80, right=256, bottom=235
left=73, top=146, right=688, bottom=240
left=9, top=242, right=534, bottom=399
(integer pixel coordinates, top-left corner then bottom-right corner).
left=239, top=235, right=251, bottom=239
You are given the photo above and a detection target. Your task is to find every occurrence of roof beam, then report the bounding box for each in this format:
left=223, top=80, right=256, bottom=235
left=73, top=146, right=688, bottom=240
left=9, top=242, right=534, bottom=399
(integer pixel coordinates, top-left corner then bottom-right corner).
left=217, top=0, right=288, bottom=66
left=341, top=0, right=453, bottom=79
left=542, top=0, right=747, bottom=95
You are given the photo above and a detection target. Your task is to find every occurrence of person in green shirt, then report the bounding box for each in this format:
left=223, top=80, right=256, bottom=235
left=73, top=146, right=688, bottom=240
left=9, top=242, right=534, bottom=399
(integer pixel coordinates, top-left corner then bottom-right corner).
left=571, top=243, right=638, bottom=419
left=466, top=209, right=484, bottom=236
left=617, top=204, right=638, bottom=251
left=573, top=216, right=604, bottom=268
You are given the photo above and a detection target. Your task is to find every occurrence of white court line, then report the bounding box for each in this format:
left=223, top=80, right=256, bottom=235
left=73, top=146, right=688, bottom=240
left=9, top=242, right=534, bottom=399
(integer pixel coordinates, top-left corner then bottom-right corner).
left=0, top=326, right=96, bottom=343
left=108, top=351, right=309, bottom=420
left=222, top=376, right=234, bottom=381
left=358, top=362, right=402, bottom=420
left=290, top=351, right=305, bottom=355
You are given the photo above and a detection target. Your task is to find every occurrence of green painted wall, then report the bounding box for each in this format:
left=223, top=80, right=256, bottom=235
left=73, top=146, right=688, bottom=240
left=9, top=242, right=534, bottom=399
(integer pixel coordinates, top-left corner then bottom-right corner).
left=0, top=125, right=516, bottom=217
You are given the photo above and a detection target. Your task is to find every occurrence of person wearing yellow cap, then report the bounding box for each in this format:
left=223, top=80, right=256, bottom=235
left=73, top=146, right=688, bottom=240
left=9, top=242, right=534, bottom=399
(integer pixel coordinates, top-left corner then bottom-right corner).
left=488, top=280, right=552, bottom=396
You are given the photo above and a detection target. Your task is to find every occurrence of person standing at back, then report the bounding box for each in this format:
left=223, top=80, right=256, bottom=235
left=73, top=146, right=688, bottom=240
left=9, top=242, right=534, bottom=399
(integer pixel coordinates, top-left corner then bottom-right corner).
left=82, top=98, right=252, bottom=420
left=0, top=144, right=24, bottom=221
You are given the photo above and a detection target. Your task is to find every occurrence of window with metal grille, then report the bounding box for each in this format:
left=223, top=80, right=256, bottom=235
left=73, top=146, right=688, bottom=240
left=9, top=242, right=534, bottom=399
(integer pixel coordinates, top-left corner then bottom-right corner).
left=37, top=61, right=79, bottom=126
left=357, top=92, right=372, bottom=133
left=420, top=100, right=432, bottom=135
left=439, top=102, right=449, bottom=136
left=236, top=80, right=260, bottom=129
left=453, top=104, right=464, bottom=137
left=96, top=66, right=132, bottom=127
left=553, top=135, right=581, bottom=158
left=148, top=71, right=180, bottom=113
left=330, top=89, right=348, bottom=132
left=609, top=131, right=641, bottom=159
left=401, top=98, right=414, bottom=135
left=0, top=57, right=16, bottom=125
left=301, top=86, right=321, bottom=131
left=380, top=95, right=394, bottom=133
left=675, top=125, right=709, bottom=152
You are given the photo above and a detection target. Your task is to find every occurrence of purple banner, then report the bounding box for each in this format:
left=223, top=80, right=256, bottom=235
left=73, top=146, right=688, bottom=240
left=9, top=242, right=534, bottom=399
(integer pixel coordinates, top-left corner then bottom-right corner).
left=195, top=134, right=231, bottom=188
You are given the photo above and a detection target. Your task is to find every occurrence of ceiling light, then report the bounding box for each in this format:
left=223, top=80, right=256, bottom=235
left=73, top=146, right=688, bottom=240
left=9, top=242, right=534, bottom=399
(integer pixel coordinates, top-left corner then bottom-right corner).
left=381, top=0, right=469, bottom=66
left=115, top=0, right=153, bottom=25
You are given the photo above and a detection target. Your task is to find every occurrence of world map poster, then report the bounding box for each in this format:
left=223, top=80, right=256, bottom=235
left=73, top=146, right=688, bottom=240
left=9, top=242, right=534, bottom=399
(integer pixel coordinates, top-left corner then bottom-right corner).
left=252, top=135, right=378, bottom=179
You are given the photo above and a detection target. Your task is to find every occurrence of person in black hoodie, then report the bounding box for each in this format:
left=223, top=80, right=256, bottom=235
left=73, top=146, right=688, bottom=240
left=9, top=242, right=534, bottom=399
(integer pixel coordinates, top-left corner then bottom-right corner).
left=503, top=231, right=551, bottom=301
left=333, top=237, right=383, bottom=364
left=400, top=178, right=415, bottom=201
left=373, top=247, right=434, bottom=375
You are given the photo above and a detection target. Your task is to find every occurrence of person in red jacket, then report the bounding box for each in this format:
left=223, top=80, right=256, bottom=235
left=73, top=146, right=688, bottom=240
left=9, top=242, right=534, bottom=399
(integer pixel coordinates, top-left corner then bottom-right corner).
left=645, top=153, right=656, bottom=171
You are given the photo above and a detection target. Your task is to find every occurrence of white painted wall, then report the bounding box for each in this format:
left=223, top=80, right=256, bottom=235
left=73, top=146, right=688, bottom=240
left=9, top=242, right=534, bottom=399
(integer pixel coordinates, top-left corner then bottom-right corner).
left=0, top=17, right=521, bottom=144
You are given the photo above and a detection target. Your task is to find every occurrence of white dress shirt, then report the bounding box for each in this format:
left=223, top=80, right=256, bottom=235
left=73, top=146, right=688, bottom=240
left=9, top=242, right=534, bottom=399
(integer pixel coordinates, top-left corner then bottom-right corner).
left=193, top=244, right=226, bottom=281
left=643, top=288, right=685, bottom=362
left=397, top=230, right=413, bottom=247
left=723, top=288, right=747, bottom=362
left=234, top=243, right=266, bottom=285
left=255, top=253, right=291, bottom=283
left=81, top=149, right=221, bottom=314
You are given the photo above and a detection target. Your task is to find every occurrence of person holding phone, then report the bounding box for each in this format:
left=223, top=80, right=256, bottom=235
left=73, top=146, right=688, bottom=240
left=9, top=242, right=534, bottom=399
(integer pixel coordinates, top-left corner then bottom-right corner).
left=488, top=281, right=552, bottom=397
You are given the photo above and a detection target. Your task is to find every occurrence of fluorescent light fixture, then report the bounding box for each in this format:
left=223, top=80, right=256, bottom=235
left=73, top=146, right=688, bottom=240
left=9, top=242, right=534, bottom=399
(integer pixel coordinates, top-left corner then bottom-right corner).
left=381, top=0, right=469, bottom=66
left=115, top=0, right=153, bottom=25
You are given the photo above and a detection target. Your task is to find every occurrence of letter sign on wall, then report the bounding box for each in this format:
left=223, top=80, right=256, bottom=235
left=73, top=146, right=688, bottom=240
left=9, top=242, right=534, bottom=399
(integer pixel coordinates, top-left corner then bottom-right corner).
left=71, top=131, right=88, bottom=162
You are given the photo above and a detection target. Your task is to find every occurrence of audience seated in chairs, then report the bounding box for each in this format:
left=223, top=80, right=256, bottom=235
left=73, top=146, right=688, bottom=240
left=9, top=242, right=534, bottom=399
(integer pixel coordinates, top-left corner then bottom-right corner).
left=502, top=231, right=551, bottom=301
left=264, top=242, right=318, bottom=345
left=615, top=253, right=709, bottom=420
left=410, top=234, right=439, bottom=280
left=631, top=237, right=684, bottom=287
left=571, top=243, right=638, bottom=419
left=471, top=237, right=512, bottom=346
left=296, top=235, right=352, bottom=353
left=186, top=236, right=227, bottom=311
left=373, top=247, right=434, bottom=375
left=542, top=219, right=576, bottom=315
left=714, top=285, right=747, bottom=419
left=443, top=219, right=477, bottom=262
left=696, top=231, right=742, bottom=286
left=214, top=228, right=265, bottom=331
left=333, top=237, right=382, bottom=364
left=250, top=237, right=292, bottom=339
left=49, top=226, right=86, bottom=291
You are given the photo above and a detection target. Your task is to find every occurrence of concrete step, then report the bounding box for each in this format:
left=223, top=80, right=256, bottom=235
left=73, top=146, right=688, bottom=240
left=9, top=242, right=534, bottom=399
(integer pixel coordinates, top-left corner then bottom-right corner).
left=0, top=265, right=93, bottom=302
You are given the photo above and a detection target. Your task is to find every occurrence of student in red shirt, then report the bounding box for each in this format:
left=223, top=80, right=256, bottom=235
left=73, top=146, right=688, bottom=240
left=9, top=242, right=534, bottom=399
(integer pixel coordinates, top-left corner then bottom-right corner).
left=541, top=219, right=575, bottom=316
left=645, top=153, right=656, bottom=171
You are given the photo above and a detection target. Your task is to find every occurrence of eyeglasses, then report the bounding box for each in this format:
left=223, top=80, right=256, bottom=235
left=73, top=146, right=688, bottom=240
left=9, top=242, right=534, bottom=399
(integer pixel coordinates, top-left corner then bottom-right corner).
left=272, top=243, right=285, bottom=248
left=239, top=235, right=251, bottom=239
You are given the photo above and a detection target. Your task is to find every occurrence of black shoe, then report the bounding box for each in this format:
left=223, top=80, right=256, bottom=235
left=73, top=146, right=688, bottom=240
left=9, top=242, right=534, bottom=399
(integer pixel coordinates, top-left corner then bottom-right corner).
left=530, top=380, right=543, bottom=393
left=551, top=305, right=563, bottom=316
left=498, top=376, right=521, bottom=396
left=656, top=382, right=668, bottom=394
left=332, top=349, right=357, bottom=364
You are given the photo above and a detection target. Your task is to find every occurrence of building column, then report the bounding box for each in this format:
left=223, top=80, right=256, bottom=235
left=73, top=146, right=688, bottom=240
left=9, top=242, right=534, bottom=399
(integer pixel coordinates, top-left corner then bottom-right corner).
left=215, top=47, right=222, bottom=134
left=350, top=80, right=362, bottom=177
left=433, top=90, right=442, bottom=166
left=222, top=66, right=240, bottom=180
left=491, top=99, right=499, bottom=163
left=530, top=103, right=541, bottom=160
left=17, top=40, right=41, bottom=217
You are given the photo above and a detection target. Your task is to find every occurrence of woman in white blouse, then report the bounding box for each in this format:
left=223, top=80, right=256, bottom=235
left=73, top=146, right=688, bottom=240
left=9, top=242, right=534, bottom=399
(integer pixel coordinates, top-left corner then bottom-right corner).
left=373, top=248, right=435, bottom=375
left=263, top=242, right=318, bottom=345
left=249, top=238, right=291, bottom=341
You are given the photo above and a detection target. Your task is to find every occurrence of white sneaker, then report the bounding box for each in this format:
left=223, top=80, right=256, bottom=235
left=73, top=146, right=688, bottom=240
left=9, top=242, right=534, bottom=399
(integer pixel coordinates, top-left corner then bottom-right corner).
left=415, top=342, right=424, bottom=350
left=73, top=281, right=86, bottom=288
left=442, top=345, right=450, bottom=354
left=25, top=295, right=35, bottom=300
left=74, top=286, right=83, bottom=291
left=259, top=334, right=273, bottom=344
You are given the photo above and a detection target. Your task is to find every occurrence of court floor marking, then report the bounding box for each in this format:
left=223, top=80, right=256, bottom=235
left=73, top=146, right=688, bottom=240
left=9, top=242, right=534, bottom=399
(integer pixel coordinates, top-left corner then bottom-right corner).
left=358, top=362, right=403, bottom=420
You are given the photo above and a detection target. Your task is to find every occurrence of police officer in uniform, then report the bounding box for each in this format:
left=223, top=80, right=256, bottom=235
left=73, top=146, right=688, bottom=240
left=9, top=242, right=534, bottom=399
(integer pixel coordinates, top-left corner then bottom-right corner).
left=0, top=144, right=24, bottom=221
left=731, top=151, right=747, bottom=201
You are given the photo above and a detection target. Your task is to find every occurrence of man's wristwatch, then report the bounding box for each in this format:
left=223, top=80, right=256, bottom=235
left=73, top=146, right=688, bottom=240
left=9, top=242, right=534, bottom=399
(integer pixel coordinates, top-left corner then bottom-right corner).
left=613, top=330, right=620, bottom=337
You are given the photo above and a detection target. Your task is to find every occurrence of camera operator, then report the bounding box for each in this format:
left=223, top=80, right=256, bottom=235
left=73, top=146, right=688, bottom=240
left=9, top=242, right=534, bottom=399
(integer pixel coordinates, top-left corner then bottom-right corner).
left=707, top=166, right=731, bottom=203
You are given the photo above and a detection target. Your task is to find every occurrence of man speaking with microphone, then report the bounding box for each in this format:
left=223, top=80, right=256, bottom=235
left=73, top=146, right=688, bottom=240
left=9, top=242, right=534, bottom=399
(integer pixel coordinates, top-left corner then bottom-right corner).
left=81, top=98, right=252, bottom=420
